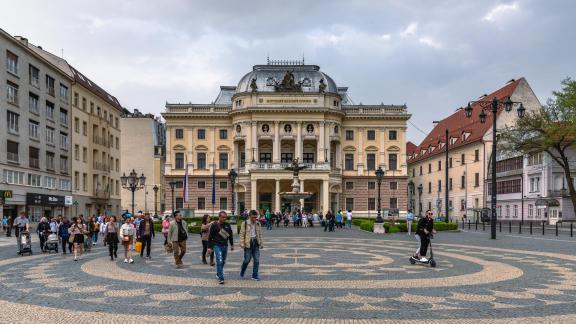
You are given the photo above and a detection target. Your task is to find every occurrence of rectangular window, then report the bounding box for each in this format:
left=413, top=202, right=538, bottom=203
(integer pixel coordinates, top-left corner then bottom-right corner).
left=197, top=129, right=206, bottom=139
left=175, top=129, right=184, bottom=139
left=412, top=169, right=415, bottom=177
left=3, top=169, right=25, bottom=185
left=388, top=130, right=397, bottom=140
left=345, top=198, right=354, bottom=211
left=82, top=121, right=87, bottom=136
left=198, top=181, right=206, bottom=189
left=74, top=145, right=80, bottom=160
left=449, top=178, right=453, bottom=191
left=438, top=180, right=442, bottom=192
left=60, top=179, right=70, bottom=191
left=6, top=51, right=18, bottom=74
left=74, top=172, right=79, bottom=190
left=46, top=127, right=55, bottom=144
left=428, top=163, right=432, bottom=173
left=474, top=149, right=480, bottom=161
left=345, top=181, right=354, bottom=190
left=74, top=118, right=79, bottom=133
left=29, top=93, right=39, bottom=114
left=175, top=153, right=184, bottom=169
left=461, top=174, right=465, bottom=189
left=219, top=181, right=228, bottom=190
left=60, top=156, right=68, bottom=173
left=82, top=173, right=87, bottom=191
left=219, top=129, right=228, bottom=139
left=390, top=181, right=398, bottom=190
left=28, top=174, right=42, bottom=187
left=390, top=197, right=398, bottom=209
left=46, top=75, right=55, bottom=96
left=46, top=101, right=54, bottom=119
left=174, top=181, right=183, bottom=189
left=7, top=111, right=19, bottom=133
left=82, top=147, right=87, bottom=162
left=7, top=140, right=19, bottom=163
left=60, top=84, right=68, bottom=103
left=345, top=130, right=354, bottom=141
left=303, top=153, right=314, bottom=164
left=175, top=198, right=184, bottom=209
left=419, top=165, right=422, bottom=175
left=60, top=108, right=68, bottom=125
left=428, top=182, right=432, bottom=193
left=345, top=153, right=354, bottom=170
left=219, top=153, right=228, bottom=169
left=529, top=176, right=541, bottom=193
left=528, top=204, right=533, bottom=218
left=60, top=132, right=68, bottom=149
left=259, top=152, right=272, bottom=163
left=388, top=154, right=397, bottom=170
left=281, top=153, right=293, bottom=163
left=368, top=181, right=376, bottom=190
left=116, top=158, right=119, bottom=172
left=197, top=153, right=206, bottom=169
left=46, top=152, right=55, bottom=170
left=7, top=81, right=18, bottom=105
left=29, top=147, right=39, bottom=169
left=460, top=199, right=466, bottom=211
left=116, top=137, right=119, bottom=149
left=220, top=197, right=228, bottom=210
left=73, top=92, right=79, bottom=107
left=366, top=153, right=376, bottom=170
left=29, top=120, right=39, bottom=139
left=29, top=64, right=39, bottom=87
left=474, top=173, right=480, bottom=187
left=449, top=157, right=453, bottom=168
left=367, top=130, right=376, bottom=140
left=513, top=205, right=518, bottom=218
left=368, top=198, right=376, bottom=210
left=197, top=197, right=206, bottom=210
left=461, top=153, right=466, bottom=165
left=438, top=160, right=442, bottom=171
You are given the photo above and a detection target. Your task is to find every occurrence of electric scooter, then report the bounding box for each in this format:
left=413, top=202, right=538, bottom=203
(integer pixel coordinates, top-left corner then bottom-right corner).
left=409, top=234, right=436, bottom=268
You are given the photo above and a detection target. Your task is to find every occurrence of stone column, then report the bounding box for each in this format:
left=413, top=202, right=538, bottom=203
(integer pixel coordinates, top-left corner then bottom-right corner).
left=245, top=121, right=252, bottom=170
left=299, top=179, right=305, bottom=211
left=251, top=179, right=257, bottom=210
left=275, top=179, right=281, bottom=212
left=251, top=121, right=258, bottom=162
left=325, top=122, right=331, bottom=165
left=165, top=127, right=172, bottom=166
left=379, top=127, right=386, bottom=169
left=335, top=142, right=341, bottom=169
left=273, top=121, right=280, bottom=163
left=318, top=121, right=325, bottom=163
left=296, top=122, right=303, bottom=161
left=187, top=127, right=194, bottom=170
left=210, top=127, right=215, bottom=173
left=322, top=180, right=330, bottom=214
left=357, top=128, right=364, bottom=176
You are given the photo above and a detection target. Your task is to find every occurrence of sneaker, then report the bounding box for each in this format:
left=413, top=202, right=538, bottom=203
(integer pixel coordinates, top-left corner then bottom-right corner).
left=240, top=270, right=245, bottom=278
left=74, top=257, right=78, bottom=261
left=251, top=276, right=260, bottom=281
left=219, top=279, right=224, bottom=285
left=419, top=257, right=428, bottom=262
left=124, top=259, right=128, bottom=263
left=129, top=259, right=134, bottom=264
left=146, top=256, right=151, bottom=259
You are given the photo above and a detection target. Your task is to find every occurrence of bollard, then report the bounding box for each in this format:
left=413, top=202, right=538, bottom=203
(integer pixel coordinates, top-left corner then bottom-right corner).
left=556, top=222, right=558, bottom=236
left=571, top=223, right=573, bottom=237
left=530, top=221, right=533, bottom=235
left=542, top=221, right=545, bottom=236
left=519, top=222, right=522, bottom=234
left=482, top=221, right=485, bottom=231
left=468, top=219, right=471, bottom=230
left=462, top=219, right=464, bottom=230
left=475, top=221, right=478, bottom=231
left=509, top=221, right=512, bottom=233
left=499, top=221, right=502, bottom=232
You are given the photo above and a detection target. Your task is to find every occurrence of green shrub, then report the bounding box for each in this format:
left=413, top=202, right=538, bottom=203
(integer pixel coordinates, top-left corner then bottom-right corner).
left=359, top=220, right=374, bottom=232
left=153, top=223, right=162, bottom=232
left=388, top=225, right=400, bottom=234
left=433, top=222, right=458, bottom=231
left=188, top=225, right=201, bottom=234
left=352, top=219, right=364, bottom=226
left=396, top=223, right=407, bottom=232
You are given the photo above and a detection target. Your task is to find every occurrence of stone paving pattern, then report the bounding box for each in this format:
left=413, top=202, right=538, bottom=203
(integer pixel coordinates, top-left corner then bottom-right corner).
left=0, top=226, right=575, bottom=323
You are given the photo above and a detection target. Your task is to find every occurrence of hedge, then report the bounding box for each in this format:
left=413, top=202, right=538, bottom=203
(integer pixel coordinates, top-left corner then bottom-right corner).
left=359, top=220, right=374, bottom=232
left=357, top=219, right=457, bottom=233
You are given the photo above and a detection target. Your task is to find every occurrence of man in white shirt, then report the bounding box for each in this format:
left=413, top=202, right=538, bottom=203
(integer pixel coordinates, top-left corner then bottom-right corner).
left=346, top=210, right=352, bottom=229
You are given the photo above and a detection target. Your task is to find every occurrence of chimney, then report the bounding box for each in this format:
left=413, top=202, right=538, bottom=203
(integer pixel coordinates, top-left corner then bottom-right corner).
left=14, top=36, right=28, bottom=46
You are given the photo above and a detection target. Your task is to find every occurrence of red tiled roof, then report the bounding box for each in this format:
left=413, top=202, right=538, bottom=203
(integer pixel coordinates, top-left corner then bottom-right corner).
left=406, top=141, right=418, bottom=156
left=407, top=78, right=524, bottom=164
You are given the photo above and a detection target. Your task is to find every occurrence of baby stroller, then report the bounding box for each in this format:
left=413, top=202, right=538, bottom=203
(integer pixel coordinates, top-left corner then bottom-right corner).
left=44, top=232, right=59, bottom=253
left=17, top=231, right=32, bottom=256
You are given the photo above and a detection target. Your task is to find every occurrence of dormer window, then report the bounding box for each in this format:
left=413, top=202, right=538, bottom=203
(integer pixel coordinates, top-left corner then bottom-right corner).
left=450, top=137, right=457, bottom=145
left=302, top=78, right=311, bottom=87
left=266, top=77, right=275, bottom=86
left=462, top=132, right=470, bottom=141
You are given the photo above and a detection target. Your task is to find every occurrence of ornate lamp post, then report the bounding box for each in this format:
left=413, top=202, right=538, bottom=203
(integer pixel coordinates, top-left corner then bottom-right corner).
left=120, top=169, right=146, bottom=216
left=152, top=185, right=159, bottom=217
left=375, top=166, right=385, bottom=222
left=168, top=181, right=177, bottom=215
left=228, top=169, right=237, bottom=222
left=464, top=96, right=525, bottom=239
left=417, top=184, right=423, bottom=217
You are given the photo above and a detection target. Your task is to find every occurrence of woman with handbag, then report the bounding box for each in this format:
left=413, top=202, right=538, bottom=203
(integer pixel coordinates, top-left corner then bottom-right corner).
left=120, top=218, right=135, bottom=264
left=104, top=216, right=119, bottom=261
left=200, top=214, right=214, bottom=266
left=162, top=215, right=171, bottom=246
left=69, top=217, right=87, bottom=261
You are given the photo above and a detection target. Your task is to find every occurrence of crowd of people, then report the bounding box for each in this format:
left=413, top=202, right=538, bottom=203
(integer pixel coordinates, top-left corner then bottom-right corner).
left=237, top=208, right=354, bottom=232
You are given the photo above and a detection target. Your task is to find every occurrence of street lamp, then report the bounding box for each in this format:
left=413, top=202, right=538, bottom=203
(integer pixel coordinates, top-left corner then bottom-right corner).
left=375, top=166, right=385, bottom=222
left=152, top=185, right=159, bottom=217
left=168, top=181, right=177, bottom=216
left=417, top=184, right=423, bottom=216
left=120, top=169, right=146, bottom=216
left=228, top=169, right=237, bottom=222
left=433, top=120, right=449, bottom=223
left=464, top=96, right=525, bottom=239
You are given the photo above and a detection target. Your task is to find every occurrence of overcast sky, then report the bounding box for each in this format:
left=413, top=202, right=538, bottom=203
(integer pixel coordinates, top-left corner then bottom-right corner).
left=2, top=0, right=574, bottom=144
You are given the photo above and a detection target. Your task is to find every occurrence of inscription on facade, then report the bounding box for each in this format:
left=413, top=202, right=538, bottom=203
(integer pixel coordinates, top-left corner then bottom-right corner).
left=265, top=99, right=314, bottom=104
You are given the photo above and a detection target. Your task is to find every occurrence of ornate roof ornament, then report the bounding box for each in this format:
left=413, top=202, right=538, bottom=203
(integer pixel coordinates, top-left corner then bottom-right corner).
left=250, top=78, right=258, bottom=92
left=274, top=70, right=302, bottom=92
left=318, top=78, right=326, bottom=93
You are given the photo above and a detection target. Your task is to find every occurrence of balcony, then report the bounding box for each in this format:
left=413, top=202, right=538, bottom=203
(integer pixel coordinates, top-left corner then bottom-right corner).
left=94, top=189, right=110, bottom=199
left=92, top=136, right=108, bottom=147
left=250, top=162, right=330, bottom=171
left=29, top=158, right=40, bottom=169
left=7, top=152, right=19, bottom=163
left=92, top=162, right=109, bottom=172
left=548, top=189, right=570, bottom=197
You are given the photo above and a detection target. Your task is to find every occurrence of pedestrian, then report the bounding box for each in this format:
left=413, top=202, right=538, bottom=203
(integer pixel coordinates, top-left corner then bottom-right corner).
left=406, top=209, right=414, bottom=235
left=168, top=210, right=188, bottom=268
left=13, top=212, right=30, bottom=240
left=328, top=211, right=335, bottom=232
left=1, top=215, right=7, bottom=234
left=58, top=217, right=72, bottom=254
left=239, top=210, right=263, bottom=281
left=120, top=218, right=135, bottom=263
left=99, top=216, right=108, bottom=246
left=201, top=214, right=214, bottom=266
left=133, top=211, right=144, bottom=229
left=137, top=213, right=155, bottom=259
left=104, top=216, right=119, bottom=261
left=36, top=217, right=50, bottom=252
left=302, top=213, right=308, bottom=228
left=414, top=210, right=435, bottom=262
left=69, top=217, right=87, bottom=261
left=265, top=209, right=272, bottom=230
left=346, top=210, right=352, bottom=229
left=207, top=211, right=234, bottom=284
left=88, top=216, right=99, bottom=246
left=162, top=215, right=171, bottom=246
left=336, top=210, right=343, bottom=229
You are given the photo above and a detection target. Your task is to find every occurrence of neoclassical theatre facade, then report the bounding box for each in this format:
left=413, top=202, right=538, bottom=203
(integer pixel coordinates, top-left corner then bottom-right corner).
left=162, top=62, right=410, bottom=217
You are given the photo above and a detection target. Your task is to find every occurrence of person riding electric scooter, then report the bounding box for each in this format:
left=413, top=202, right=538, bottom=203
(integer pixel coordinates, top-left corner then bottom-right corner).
left=410, top=210, right=436, bottom=267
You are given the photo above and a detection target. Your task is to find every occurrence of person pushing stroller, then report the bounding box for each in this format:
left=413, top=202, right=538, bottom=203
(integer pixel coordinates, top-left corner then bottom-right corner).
left=413, top=210, right=435, bottom=262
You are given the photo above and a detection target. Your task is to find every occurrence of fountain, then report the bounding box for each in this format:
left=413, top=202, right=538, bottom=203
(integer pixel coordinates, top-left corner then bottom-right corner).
left=280, top=159, right=313, bottom=214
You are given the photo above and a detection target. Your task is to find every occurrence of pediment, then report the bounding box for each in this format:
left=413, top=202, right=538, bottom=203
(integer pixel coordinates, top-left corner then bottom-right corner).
left=387, top=145, right=401, bottom=152
left=365, top=145, right=378, bottom=152
left=217, top=145, right=230, bottom=151
left=343, top=145, right=356, bottom=152
left=195, top=145, right=208, bottom=151
left=172, top=144, right=186, bottom=151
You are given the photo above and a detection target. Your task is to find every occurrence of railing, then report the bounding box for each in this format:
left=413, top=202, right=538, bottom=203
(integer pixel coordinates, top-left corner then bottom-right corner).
left=94, top=189, right=111, bottom=199
left=92, top=162, right=109, bottom=171
left=548, top=189, right=569, bottom=197
left=461, top=219, right=575, bottom=239
left=29, top=158, right=40, bottom=169
left=251, top=162, right=330, bottom=171
left=92, top=136, right=108, bottom=147
left=7, top=152, right=18, bottom=162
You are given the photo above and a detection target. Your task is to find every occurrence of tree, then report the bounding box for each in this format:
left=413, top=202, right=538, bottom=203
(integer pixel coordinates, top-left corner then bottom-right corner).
left=500, top=77, right=576, bottom=215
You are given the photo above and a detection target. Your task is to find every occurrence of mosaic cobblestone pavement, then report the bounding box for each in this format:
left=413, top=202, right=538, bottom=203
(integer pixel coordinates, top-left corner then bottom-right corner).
left=0, top=227, right=575, bottom=323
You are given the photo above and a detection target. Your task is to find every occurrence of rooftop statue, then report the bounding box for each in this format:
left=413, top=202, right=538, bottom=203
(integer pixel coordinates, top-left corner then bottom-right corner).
left=274, top=70, right=302, bottom=92
left=250, top=78, right=258, bottom=92
left=318, top=78, right=326, bottom=93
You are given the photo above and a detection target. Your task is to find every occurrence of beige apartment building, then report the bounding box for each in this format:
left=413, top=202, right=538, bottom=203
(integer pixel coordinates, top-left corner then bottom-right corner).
left=25, top=39, right=123, bottom=217
left=407, top=78, right=541, bottom=221
left=162, top=61, right=410, bottom=217
left=120, top=110, right=165, bottom=215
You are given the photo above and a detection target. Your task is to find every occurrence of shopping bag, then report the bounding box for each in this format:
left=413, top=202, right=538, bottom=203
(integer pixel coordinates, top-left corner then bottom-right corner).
left=134, top=240, right=142, bottom=253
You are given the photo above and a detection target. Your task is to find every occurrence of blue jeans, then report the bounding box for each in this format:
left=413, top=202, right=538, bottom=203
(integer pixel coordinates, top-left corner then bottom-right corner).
left=347, top=220, right=352, bottom=228
left=266, top=220, right=272, bottom=230
left=213, top=244, right=228, bottom=281
left=92, top=233, right=98, bottom=243
left=241, top=239, right=260, bottom=278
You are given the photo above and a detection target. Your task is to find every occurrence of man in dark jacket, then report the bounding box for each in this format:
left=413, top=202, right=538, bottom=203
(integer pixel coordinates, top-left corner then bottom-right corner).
left=207, top=211, right=234, bottom=284
left=137, top=214, right=155, bottom=259
left=415, top=210, right=435, bottom=262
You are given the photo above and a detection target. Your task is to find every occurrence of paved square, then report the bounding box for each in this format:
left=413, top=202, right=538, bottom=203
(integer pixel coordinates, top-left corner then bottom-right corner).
left=0, top=227, right=575, bottom=323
